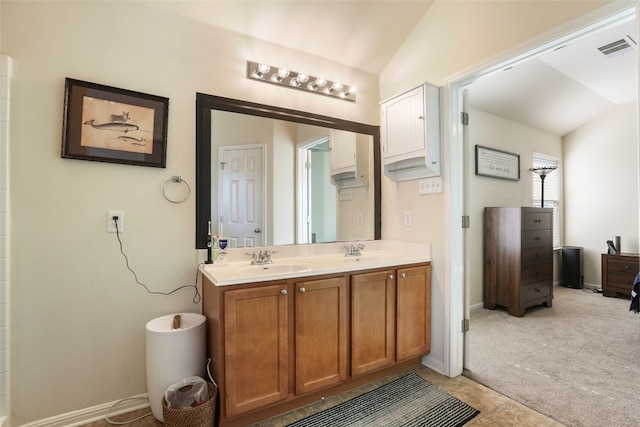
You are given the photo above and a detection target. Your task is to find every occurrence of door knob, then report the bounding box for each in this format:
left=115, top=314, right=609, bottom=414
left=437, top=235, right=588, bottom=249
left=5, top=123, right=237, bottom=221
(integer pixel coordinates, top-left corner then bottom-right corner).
left=254, top=228, right=262, bottom=233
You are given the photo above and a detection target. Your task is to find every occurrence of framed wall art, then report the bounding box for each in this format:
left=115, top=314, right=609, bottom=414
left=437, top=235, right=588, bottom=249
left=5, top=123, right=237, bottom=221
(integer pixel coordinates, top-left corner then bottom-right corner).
left=61, top=78, right=169, bottom=167
left=475, top=145, right=520, bottom=180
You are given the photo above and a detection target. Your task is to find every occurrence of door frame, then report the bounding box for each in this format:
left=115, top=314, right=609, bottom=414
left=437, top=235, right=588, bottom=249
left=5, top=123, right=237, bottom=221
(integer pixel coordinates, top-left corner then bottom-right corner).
left=296, top=136, right=330, bottom=244
left=443, top=2, right=637, bottom=377
left=218, top=143, right=267, bottom=247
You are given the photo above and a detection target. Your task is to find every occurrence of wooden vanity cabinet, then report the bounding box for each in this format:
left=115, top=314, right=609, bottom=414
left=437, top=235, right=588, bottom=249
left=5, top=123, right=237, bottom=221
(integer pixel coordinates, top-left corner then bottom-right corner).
left=202, top=262, right=431, bottom=427
left=396, top=264, right=431, bottom=359
left=294, top=277, right=348, bottom=394
left=223, top=284, right=289, bottom=417
left=350, top=264, right=431, bottom=376
left=351, top=270, right=396, bottom=376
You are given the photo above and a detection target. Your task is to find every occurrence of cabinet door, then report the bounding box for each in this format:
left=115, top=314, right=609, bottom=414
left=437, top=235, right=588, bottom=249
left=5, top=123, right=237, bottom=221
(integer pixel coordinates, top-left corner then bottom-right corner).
left=224, top=284, right=288, bottom=417
left=381, top=85, right=425, bottom=161
left=351, top=270, right=396, bottom=376
left=295, top=276, right=347, bottom=394
left=330, top=129, right=356, bottom=173
left=396, top=264, right=431, bottom=360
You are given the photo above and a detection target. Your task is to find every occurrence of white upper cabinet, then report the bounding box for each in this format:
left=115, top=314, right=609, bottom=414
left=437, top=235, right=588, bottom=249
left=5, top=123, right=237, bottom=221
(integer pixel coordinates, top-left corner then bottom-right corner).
left=380, top=83, right=440, bottom=181
left=330, top=129, right=369, bottom=188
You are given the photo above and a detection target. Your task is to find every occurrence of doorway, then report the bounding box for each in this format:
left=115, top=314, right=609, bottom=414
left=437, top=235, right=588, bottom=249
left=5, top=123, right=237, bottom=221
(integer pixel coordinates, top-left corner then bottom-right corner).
left=443, top=3, right=638, bottom=376
left=296, top=137, right=337, bottom=244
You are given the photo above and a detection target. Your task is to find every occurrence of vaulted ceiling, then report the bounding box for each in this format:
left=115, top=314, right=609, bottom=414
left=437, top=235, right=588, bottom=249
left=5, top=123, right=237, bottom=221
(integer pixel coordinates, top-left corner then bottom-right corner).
left=143, top=1, right=637, bottom=136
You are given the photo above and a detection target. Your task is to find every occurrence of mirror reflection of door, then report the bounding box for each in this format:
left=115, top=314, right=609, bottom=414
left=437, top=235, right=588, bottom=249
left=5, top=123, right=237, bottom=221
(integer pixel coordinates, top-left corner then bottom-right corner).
left=219, top=145, right=265, bottom=248
left=297, top=138, right=337, bottom=244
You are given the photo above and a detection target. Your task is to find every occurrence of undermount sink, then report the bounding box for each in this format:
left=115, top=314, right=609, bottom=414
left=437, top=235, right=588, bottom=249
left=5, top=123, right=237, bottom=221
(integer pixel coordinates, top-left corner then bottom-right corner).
left=239, top=263, right=311, bottom=275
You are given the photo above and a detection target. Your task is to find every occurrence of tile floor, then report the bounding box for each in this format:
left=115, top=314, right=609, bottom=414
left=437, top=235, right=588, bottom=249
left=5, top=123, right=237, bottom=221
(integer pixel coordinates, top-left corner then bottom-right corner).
left=86, top=365, right=563, bottom=426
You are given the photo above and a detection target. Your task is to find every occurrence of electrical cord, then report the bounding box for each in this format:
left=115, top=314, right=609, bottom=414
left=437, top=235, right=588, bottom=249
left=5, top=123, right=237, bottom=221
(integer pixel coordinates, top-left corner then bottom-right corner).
left=114, top=219, right=202, bottom=303
left=104, top=397, right=153, bottom=425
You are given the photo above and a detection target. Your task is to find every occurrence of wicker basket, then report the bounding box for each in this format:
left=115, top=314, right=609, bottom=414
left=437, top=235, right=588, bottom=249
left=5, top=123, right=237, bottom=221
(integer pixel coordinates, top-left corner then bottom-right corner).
left=162, top=381, right=217, bottom=427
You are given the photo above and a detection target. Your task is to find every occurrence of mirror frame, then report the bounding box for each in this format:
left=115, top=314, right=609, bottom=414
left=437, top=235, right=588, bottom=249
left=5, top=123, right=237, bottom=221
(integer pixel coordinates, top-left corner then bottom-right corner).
left=195, top=92, right=381, bottom=249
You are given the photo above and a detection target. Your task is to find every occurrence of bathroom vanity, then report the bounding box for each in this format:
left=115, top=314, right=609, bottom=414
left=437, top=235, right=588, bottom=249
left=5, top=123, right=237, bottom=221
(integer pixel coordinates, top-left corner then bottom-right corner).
left=200, top=241, right=431, bottom=427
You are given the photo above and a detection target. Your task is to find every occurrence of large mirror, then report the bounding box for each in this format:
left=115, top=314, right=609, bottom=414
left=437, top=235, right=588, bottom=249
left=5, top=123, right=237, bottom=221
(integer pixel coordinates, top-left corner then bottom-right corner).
left=195, top=93, right=381, bottom=249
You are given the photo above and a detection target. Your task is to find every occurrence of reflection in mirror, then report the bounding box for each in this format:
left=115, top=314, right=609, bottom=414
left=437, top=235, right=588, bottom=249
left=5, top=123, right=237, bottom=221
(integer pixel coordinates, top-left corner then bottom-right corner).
left=195, top=94, right=380, bottom=249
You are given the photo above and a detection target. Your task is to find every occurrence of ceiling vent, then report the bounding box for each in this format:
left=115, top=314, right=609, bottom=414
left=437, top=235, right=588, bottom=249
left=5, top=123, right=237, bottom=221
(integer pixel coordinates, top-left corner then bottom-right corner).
left=598, top=35, right=637, bottom=58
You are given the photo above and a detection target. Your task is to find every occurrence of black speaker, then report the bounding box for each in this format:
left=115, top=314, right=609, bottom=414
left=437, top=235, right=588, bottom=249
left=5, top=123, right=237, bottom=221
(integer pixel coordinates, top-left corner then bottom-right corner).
left=562, top=246, right=584, bottom=289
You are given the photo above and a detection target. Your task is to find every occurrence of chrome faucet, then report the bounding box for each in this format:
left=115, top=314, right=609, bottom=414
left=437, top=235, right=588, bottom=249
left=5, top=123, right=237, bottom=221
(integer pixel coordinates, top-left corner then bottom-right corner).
left=246, top=248, right=278, bottom=265
left=341, top=243, right=365, bottom=257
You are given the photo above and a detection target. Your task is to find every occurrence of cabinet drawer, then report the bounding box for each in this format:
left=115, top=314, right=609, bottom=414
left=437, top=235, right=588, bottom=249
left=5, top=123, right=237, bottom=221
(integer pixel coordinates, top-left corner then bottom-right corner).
left=522, top=212, right=551, bottom=230
left=521, top=281, right=551, bottom=302
left=522, top=246, right=551, bottom=265
left=607, top=258, right=640, bottom=276
left=607, top=272, right=636, bottom=290
left=522, top=229, right=551, bottom=248
left=521, top=260, right=552, bottom=285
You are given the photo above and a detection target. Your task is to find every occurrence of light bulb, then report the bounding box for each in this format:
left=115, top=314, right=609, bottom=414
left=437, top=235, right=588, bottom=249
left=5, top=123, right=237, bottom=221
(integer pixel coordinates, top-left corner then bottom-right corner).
left=258, top=63, right=271, bottom=74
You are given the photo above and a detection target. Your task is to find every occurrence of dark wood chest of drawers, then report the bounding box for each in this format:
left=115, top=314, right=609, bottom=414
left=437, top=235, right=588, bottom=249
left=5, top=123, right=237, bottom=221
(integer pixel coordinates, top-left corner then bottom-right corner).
left=483, top=207, right=553, bottom=317
left=601, top=253, right=640, bottom=297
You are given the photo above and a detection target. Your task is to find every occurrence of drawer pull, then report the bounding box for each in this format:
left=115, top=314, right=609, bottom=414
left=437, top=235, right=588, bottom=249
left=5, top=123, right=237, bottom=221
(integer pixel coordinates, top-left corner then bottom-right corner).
left=280, top=289, right=287, bottom=295
left=299, top=287, right=306, bottom=293
left=625, top=265, right=630, bottom=270
left=534, top=288, right=541, bottom=293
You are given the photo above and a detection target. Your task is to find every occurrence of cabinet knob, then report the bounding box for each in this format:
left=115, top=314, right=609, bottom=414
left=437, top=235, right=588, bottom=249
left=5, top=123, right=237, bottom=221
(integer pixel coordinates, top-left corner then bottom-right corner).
left=299, top=287, right=306, bottom=293
left=388, top=274, right=394, bottom=280
left=625, top=265, right=630, bottom=270
left=280, top=289, right=287, bottom=295
left=400, top=273, right=407, bottom=278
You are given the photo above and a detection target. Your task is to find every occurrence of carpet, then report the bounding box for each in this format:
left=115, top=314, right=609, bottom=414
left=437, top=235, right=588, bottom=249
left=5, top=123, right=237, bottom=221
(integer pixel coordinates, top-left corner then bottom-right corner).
left=466, top=285, right=640, bottom=427
left=286, top=373, right=480, bottom=427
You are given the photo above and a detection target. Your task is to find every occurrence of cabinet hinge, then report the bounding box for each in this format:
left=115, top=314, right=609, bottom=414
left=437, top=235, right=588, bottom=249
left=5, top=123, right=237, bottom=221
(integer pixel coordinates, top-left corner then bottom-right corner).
left=462, top=318, right=470, bottom=333
left=462, top=215, right=470, bottom=229
left=461, top=112, right=469, bottom=126
left=305, top=161, right=311, bottom=170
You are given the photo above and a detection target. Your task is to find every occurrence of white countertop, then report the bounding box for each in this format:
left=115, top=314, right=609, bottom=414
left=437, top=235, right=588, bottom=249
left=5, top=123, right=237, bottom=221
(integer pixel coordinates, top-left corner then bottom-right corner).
left=200, top=240, right=431, bottom=286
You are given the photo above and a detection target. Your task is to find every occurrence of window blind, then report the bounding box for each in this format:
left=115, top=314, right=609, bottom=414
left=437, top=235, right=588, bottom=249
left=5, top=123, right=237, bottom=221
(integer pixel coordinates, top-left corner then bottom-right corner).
left=532, top=153, right=560, bottom=247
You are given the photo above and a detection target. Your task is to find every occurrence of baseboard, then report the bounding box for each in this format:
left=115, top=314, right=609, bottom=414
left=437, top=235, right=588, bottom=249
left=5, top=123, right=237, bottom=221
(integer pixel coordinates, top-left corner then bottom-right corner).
left=18, top=394, right=150, bottom=427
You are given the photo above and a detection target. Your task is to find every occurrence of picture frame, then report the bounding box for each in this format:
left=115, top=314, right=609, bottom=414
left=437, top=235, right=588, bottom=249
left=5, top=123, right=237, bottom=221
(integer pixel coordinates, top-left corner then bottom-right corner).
left=61, top=78, right=168, bottom=168
left=475, top=145, right=520, bottom=180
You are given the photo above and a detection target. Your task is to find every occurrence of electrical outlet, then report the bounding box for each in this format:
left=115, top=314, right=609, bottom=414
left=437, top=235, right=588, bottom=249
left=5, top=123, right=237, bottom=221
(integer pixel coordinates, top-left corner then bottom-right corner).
left=404, top=211, right=412, bottom=227
left=107, top=210, right=124, bottom=233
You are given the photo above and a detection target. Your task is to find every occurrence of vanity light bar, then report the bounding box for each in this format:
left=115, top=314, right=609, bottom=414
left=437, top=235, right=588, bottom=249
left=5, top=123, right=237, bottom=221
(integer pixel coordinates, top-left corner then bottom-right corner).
left=246, top=61, right=356, bottom=102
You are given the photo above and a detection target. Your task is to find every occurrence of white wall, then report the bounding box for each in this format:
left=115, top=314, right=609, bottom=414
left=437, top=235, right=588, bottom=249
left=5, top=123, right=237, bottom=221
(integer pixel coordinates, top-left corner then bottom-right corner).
left=1, top=2, right=378, bottom=424
left=563, top=101, right=639, bottom=284
left=379, top=0, right=609, bottom=374
left=466, top=108, right=563, bottom=305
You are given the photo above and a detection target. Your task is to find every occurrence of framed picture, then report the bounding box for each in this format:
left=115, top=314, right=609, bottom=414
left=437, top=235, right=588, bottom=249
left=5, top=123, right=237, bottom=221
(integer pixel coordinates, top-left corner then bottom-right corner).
left=61, top=78, right=168, bottom=167
left=475, top=145, right=520, bottom=180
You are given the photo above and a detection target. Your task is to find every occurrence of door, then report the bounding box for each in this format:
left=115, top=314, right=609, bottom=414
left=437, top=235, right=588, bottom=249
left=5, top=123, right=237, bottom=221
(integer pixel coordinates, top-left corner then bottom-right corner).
left=294, top=276, right=347, bottom=394
left=351, top=270, right=395, bottom=376
left=219, top=145, right=265, bottom=247
left=224, top=284, right=288, bottom=417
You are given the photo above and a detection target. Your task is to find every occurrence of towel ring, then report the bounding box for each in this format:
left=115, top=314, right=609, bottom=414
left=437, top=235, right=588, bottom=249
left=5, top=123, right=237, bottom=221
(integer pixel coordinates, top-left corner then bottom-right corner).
left=163, top=176, right=191, bottom=203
